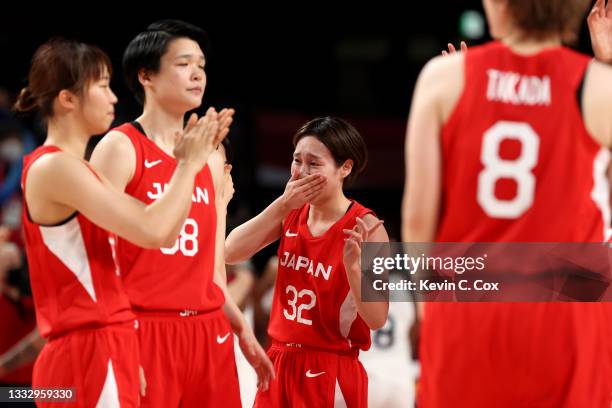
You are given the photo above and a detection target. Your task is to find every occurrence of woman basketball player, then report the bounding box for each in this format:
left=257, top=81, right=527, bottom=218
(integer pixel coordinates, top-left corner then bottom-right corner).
left=226, top=116, right=389, bottom=407
left=403, top=0, right=612, bottom=406
left=15, top=38, right=222, bottom=407
left=89, top=20, right=274, bottom=408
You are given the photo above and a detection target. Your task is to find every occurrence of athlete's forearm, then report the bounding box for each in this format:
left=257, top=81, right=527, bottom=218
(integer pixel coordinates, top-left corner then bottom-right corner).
left=215, top=252, right=251, bottom=335
left=142, top=161, right=200, bottom=247
left=225, top=197, right=289, bottom=264
left=214, top=201, right=227, bottom=283
left=222, top=294, right=252, bottom=336
left=346, top=264, right=389, bottom=330
left=214, top=199, right=251, bottom=335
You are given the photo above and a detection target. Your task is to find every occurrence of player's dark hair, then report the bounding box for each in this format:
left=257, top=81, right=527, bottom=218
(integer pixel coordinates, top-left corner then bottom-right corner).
left=293, top=116, right=368, bottom=186
left=123, top=20, right=209, bottom=105
left=507, top=0, right=590, bottom=43
left=14, top=37, right=111, bottom=119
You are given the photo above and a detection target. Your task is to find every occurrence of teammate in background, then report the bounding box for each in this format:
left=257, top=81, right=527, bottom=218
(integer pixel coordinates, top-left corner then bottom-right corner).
left=90, top=20, right=273, bottom=408
left=226, top=116, right=389, bottom=407
left=403, top=0, right=612, bottom=406
left=15, top=37, right=221, bottom=407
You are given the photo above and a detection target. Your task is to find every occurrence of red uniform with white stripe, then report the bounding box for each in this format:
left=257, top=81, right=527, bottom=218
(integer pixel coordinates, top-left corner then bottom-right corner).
left=419, top=42, right=612, bottom=408
left=255, top=200, right=373, bottom=408
left=110, top=123, right=240, bottom=408
left=22, top=146, right=139, bottom=407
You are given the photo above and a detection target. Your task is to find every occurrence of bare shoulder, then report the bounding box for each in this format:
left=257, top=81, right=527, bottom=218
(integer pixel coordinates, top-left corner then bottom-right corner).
left=420, top=53, right=464, bottom=81
left=89, top=129, right=136, bottom=189
left=91, top=130, right=135, bottom=160
left=585, top=59, right=612, bottom=95
left=583, top=59, right=612, bottom=147
left=415, top=53, right=465, bottom=121
left=587, top=59, right=612, bottom=77
left=27, top=150, right=82, bottom=185
left=25, top=150, right=99, bottom=206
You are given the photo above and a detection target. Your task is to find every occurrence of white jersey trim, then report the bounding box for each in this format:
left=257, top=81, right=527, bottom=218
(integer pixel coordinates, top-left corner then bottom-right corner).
left=334, top=378, right=348, bottom=408
left=96, top=360, right=120, bottom=407
left=40, top=217, right=97, bottom=302
left=590, top=147, right=611, bottom=241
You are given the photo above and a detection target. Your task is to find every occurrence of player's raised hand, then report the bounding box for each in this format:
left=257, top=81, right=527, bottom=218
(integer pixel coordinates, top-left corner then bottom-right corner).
left=173, top=108, right=222, bottom=171
left=342, top=216, right=384, bottom=271
left=588, top=0, right=612, bottom=64
left=216, top=108, right=235, bottom=143
left=221, top=164, right=234, bottom=208
left=441, top=41, right=468, bottom=56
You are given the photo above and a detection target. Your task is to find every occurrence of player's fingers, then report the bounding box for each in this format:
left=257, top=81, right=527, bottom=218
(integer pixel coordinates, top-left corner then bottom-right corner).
left=184, top=112, right=198, bottom=133
left=448, top=43, right=456, bottom=53
left=174, top=130, right=183, bottom=146
left=299, top=176, right=326, bottom=193
left=460, top=41, right=468, bottom=53
left=294, top=174, right=322, bottom=188
left=360, top=217, right=384, bottom=235
left=303, top=183, right=324, bottom=197
left=343, top=229, right=363, bottom=242
left=264, top=356, right=275, bottom=379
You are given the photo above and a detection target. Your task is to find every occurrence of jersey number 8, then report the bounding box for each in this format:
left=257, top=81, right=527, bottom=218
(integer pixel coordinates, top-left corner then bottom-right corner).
left=478, top=121, right=540, bottom=219
left=160, top=218, right=199, bottom=256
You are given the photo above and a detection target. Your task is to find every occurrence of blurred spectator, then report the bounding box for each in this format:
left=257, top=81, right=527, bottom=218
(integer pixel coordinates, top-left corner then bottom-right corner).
left=0, top=240, right=41, bottom=391
left=227, top=260, right=255, bottom=311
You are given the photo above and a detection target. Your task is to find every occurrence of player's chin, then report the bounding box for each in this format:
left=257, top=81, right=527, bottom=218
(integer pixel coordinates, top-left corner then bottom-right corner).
left=183, top=94, right=203, bottom=110
left=308, top=193, right=326, bottom=206
left=93, top=117, right=113, bottom=135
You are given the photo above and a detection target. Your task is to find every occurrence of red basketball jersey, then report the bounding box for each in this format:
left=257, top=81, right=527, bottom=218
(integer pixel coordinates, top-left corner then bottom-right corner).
left=437, top=41, right=609, bottom=243
left=419, top=42, right=612, bottom=407
left=111, top=123, right=224, bottom=312
left=268, top=200, right=374, bottom=352
left=21, top=146, right=134, bottom=339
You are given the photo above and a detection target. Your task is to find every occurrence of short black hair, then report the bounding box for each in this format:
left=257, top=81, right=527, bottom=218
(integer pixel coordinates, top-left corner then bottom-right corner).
left=293, top=116, right=368, bottom=186
left=122, top=20, right=209, bottom=105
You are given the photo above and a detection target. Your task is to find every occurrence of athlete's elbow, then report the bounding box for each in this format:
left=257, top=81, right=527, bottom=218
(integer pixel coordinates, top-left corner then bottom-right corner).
left=403, top=212, right=435, bottom=242
left=366, top=315, right=387, bottom=331
left=225, top=251, right=244, bottom=266
left=140, top=226, right=175, bottom=249
left=224, top=238, right=243, bottom=265
left=160, top=235, right=177, bottom=248
left=364, top=308, right=388, bottom=330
